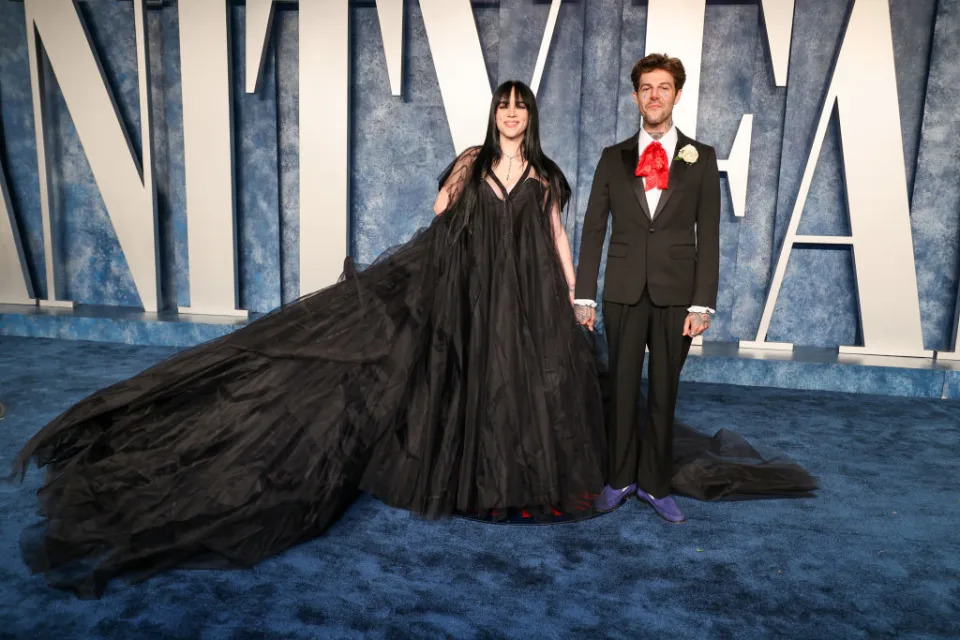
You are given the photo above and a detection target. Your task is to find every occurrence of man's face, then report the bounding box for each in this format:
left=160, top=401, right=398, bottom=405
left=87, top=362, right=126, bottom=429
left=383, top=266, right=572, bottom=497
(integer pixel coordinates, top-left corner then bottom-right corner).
left=633, top=68, right=682, bottom=127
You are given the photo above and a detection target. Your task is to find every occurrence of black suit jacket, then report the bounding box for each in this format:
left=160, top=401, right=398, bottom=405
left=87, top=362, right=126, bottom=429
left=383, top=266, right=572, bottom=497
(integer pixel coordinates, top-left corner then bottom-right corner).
left=574, top=130, right=721, bottom=308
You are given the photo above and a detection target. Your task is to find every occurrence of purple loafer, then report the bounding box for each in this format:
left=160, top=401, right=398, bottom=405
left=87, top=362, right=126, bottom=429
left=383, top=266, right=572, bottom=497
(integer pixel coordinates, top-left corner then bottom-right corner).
left=636, top=489, right=686, bottom=524
left=594, top=484, right=636, bottom=512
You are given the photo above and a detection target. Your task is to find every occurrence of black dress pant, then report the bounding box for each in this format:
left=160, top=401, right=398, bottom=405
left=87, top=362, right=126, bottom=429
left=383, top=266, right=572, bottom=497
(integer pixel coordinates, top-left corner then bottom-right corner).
left=603, top=289, right=692, bottom=497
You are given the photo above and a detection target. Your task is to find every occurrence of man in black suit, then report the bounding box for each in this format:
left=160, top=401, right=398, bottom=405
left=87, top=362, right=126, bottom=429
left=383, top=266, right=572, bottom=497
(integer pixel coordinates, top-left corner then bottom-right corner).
left=574, top=54, right=720, bottom=524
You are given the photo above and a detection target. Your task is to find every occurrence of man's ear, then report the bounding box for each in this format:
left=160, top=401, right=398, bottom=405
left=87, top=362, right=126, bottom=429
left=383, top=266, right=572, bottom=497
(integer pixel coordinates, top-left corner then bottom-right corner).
left=674, top=88, right=683, bottom=105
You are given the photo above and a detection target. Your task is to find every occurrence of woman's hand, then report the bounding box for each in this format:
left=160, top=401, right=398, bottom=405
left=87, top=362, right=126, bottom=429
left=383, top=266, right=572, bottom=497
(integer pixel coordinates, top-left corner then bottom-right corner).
left=575, top=305, right=596, bottom=331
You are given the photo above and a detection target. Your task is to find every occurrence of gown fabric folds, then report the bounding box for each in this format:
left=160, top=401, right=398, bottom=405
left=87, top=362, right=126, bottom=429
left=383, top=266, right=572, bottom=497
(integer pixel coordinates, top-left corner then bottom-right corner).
left=13, top=163, right=608, bottom=597
left=13, top=158, right=816, bottom=598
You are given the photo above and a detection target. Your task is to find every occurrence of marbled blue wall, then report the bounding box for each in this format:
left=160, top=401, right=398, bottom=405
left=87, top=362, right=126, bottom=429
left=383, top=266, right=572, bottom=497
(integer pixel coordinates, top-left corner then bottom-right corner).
left=0, top=0, right=958, bottom=350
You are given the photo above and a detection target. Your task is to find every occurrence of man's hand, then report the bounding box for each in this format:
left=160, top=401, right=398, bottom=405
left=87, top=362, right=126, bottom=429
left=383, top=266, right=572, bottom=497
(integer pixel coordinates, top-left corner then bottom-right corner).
left=575, top=305, right=596, bottom=331
left=683, top=312, right=711, bottom=337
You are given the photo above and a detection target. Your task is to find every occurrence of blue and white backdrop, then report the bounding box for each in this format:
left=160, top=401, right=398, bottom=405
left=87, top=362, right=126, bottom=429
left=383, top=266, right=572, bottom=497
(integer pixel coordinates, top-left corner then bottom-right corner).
left=0, top=0, right=958, bottom=357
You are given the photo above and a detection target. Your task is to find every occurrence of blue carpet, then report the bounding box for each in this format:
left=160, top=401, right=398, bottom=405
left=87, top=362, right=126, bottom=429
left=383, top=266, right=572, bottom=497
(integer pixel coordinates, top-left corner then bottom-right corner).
left=0, top=336, right=957, bottom=639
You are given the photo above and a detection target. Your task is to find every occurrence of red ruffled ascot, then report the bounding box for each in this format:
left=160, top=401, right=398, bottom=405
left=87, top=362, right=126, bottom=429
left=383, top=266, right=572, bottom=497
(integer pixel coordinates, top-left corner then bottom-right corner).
left=635, top=141, right=669, bottom=191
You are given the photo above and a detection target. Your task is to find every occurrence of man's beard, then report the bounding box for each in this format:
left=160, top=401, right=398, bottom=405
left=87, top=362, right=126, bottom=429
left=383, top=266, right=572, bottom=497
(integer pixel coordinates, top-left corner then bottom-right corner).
left=642, top=106, right=670, bottom=127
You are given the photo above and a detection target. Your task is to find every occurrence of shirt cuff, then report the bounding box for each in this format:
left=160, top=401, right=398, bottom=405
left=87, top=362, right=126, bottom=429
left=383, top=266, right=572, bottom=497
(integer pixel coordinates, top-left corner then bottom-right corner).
left=573, top=302, right=713, bottom=312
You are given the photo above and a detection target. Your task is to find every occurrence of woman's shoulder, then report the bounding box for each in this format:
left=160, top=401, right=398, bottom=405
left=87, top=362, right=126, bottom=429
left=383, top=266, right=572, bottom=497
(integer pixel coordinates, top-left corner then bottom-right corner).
left=458, top=145, right=482, bottom=161
left=536, top=156, right=571, bottom=208
left=440, top=146, right=481, bottom=174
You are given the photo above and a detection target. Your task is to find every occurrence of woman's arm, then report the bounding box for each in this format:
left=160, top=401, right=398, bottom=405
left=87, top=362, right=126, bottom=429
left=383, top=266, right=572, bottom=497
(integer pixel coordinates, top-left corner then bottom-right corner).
left=550, top=201, right=576, bottom=305
left=433, top=190, right=450, bottom=215
left=434, top=147, right=480, bottom=215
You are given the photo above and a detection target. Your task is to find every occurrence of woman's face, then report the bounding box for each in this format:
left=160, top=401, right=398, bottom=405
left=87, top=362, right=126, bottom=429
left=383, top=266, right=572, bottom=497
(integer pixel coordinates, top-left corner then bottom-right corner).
left=495, top=88, right=529, bottom=143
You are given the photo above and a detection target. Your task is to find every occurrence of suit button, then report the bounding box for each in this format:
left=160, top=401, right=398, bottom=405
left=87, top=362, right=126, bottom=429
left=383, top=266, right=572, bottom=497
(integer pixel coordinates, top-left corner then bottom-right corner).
left=648, top=227, right=655, bottom=233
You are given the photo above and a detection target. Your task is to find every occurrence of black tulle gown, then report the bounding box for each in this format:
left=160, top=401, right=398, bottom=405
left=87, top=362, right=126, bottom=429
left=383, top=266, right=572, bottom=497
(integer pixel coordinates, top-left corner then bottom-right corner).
left=13, top=163, right=609, bottom=596
left=13, top=161, right=815, bottom=598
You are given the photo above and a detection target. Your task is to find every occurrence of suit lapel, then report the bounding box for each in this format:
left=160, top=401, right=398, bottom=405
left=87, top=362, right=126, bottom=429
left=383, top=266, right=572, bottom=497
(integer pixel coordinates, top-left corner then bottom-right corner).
left=620, top=137, right=652, bottom=220
left=651, top=129, right=692, bottom=222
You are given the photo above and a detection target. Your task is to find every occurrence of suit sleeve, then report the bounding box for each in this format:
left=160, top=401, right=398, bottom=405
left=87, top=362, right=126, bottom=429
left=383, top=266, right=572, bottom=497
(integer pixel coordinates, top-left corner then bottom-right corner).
left=692, top=146, right=721, bottom=308
left=574, top=150, right=611, bottom=302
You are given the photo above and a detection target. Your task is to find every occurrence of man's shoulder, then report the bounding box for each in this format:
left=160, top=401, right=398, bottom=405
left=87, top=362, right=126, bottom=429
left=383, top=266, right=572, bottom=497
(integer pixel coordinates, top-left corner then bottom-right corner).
left=598, top=136, right=638, bottom=160
left=689, top=140, right=716, bottom=155
left=608, top=136, right=637, bottom=152
left=676, top=132, right=716, bottom=156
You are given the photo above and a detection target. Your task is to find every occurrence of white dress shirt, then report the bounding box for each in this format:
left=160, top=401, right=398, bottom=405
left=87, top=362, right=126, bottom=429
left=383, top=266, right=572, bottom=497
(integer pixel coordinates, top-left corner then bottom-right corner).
left=574, top=126, right=715, bottom=315
left=638, top=126, right=678, bottom=216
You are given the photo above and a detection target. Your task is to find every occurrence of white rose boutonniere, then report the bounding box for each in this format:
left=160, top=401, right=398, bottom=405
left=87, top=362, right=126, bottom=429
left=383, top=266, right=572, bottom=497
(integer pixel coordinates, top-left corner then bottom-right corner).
left=676, top=144, right=699, bottom=164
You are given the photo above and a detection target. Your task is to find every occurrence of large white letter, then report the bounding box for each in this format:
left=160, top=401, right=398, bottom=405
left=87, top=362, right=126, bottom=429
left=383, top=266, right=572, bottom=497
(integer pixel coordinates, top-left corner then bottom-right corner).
left=0, top=149, right=35, bottom=305
left=529, top=0, right=563, bottom=96
left=375, top=0, right=404, bottom=97
left=741, top=0, right=931, bottom=358
left=760, top=0, right=795, bottom=87
left=646, top=0, right=754, bottom=219
left=177, top=0, right=246, bottom=316
left=245, top=0, right=277, bottom=94
left=419, top=0, right=490, bottom=154
left=645, top=0, right=705, bottom=137
left=299, top=0, right=350, bottom=296
left=244, top=0, right=351, bottom=296
left=24, top=0, right=158, bottom=311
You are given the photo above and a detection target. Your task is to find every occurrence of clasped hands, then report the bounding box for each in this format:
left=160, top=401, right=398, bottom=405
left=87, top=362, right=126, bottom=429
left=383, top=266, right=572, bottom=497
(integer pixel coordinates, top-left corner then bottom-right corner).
left=574, top=304, right=597, bottom=331
left=573, top=304, right=711, bottom=338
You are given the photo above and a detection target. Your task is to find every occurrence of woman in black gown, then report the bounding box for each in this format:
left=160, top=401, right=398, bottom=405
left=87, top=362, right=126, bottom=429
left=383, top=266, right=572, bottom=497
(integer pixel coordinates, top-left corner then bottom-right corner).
left=11, top=81, right=609, bottom=597
left=13, top=81, right=816, bottom=598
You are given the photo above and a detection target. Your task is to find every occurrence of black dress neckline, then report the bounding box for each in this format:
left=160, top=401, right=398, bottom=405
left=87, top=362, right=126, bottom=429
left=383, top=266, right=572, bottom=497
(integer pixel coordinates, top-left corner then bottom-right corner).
left=486, top=162, right=533, bottom=200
